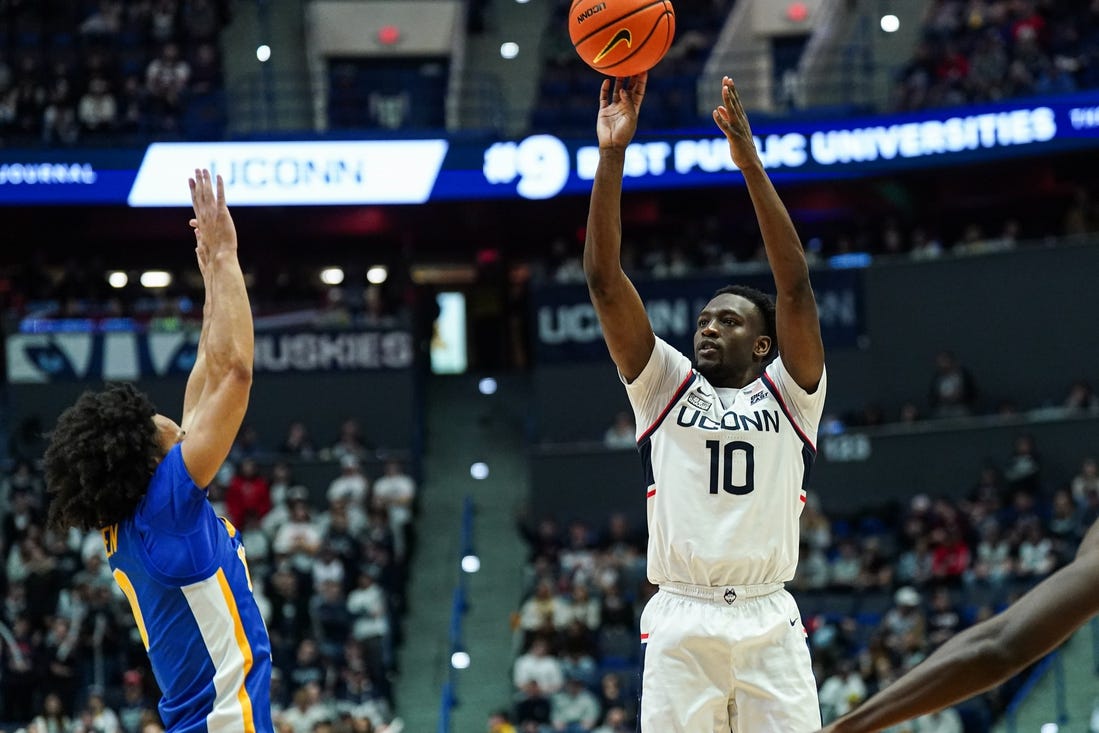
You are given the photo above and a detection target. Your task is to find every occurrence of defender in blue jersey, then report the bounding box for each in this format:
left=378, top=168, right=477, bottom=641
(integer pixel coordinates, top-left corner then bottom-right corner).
left=44, top=170, right=272, bottom=733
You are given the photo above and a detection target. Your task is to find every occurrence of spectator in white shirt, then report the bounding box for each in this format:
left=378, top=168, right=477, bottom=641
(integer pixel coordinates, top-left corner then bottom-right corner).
left=603, top=411, right=635, bottom=450
left=274, top=491, right=322, bottom=572
left=513, top=638, right=564, bottom=694
left=551, top=674, right=601, bottom=732
left=818, top=660, right=868, bottom=723
left=555, top=583, right=601, bottom=631
left=519, top=579, right=565, bottom=636
left=328, top=455, right=369, bottom=505
left=77, top=77, right=116, bottom=134
left=372, top=460, right=415, bottom=559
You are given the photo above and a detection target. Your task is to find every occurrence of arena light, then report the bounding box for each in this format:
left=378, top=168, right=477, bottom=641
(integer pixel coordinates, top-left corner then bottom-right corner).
left=461, top=554, right=481, bottom=573
left=256, top=44, right=271, bottom=62
left=377, top=25, right=401, bottom=45
left=500, top=42, right=519, bottom=59
left=785, top=2, right=808, bottom=22
left=366, top=265, right=388, bottom=285
left=470, top=462, right=489, bottom=480
left=451, top=651, right=471, bottom=669
left=478, top=377, right=497, bottom=395
left=140, top=270, right=172, bottom=288
left=107, top=271, right=128, bottom=289
left=320, top=267, right=345, bottom=285
left=880, top=14, right=900, bottom=32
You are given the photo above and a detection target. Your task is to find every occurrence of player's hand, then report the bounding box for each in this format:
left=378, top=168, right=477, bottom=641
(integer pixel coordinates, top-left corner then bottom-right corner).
left=192, top=228, right=210, bottom=283
left=188, top=168, right=237, bottom=256
left=596, top=73, right=647, bottom=152
left=713, top=76, right=761, bottom=170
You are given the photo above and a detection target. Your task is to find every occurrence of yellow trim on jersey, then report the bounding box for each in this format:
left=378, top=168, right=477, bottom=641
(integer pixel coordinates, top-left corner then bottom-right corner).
left=113, top=569, right=149, bottom=650
left=215, top=568, right=256, bottom=733
left=220, top=516, right=238, bottom=537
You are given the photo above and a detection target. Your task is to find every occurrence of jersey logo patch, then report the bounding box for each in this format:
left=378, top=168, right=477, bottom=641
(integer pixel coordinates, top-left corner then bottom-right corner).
left=687, top=392, right=712, bottom=412
left=723, top=587, right=737, bottom=604
left=750, top=390, right=767, bottom=405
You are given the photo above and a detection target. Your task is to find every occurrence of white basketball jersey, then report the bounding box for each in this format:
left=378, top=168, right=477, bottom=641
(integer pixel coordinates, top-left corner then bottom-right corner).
left=624, top=337, right=827, bottom=587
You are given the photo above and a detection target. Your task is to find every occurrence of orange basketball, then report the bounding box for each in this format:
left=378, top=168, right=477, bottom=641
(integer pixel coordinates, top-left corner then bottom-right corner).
left=569, top=0, right=675, bottom=78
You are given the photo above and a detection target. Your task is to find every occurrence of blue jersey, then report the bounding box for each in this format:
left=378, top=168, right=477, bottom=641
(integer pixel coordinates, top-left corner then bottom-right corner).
left=104, top=444, right=273, bottom=733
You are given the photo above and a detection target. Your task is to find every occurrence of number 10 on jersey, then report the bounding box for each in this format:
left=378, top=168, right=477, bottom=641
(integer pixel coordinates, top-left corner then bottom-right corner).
left=706, top=440, right=755, bottom=495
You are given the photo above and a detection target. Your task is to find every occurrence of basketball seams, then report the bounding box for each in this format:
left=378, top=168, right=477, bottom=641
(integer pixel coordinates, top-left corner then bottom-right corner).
left=571, top=0, right=669, bottom=48
left=590, top=11, right=673, bottom=73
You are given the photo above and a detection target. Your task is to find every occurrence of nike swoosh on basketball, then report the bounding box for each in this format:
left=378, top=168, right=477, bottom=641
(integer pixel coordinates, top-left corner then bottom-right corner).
left=593, top=28, right=632, bottom=63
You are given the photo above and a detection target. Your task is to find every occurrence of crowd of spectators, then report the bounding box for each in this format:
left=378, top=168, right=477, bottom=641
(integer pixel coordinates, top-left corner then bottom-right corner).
left=543, top=191, right=1098, bottom=287
left=504, top=433, right=1099, bottom=732
left=498, top=513, right=649, bottom=732
left=0, top=416, right=417, bottom=733
left=895, top=0, right=1099, bottom=111
left=832, top=352, right=1099, bottom=431
left=0, top=257, right=413, bottom=334
left=0, top=0, right=229, bottom=146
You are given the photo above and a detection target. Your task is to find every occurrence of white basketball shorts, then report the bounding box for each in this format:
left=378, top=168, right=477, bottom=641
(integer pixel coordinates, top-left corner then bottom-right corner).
left=637, top=583, right=821, bottom=732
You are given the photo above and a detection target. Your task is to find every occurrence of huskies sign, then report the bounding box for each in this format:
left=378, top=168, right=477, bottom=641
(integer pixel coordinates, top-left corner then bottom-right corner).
left=6, top=328, right=414, bottom=383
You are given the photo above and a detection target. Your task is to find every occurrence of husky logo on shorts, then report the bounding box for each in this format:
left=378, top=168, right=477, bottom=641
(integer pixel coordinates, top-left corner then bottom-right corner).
left=723, top=587, right=737, bottom=604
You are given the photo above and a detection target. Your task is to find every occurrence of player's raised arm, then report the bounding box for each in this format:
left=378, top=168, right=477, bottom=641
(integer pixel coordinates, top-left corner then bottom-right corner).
left=713, top=76, right=824, bottom=392
left=181, top=233, right=212, bottom=432
left=584, top=74, right=655, bottom=383
left=180, top=169, right=254, bottom=488
left=822, top=521, right=1099, bottom=733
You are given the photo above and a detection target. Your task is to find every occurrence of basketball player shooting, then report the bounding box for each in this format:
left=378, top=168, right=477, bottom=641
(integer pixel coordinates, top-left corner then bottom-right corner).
left=583, top=73, right=826, bottom=732
left=43, top=170, right=274, bottom=733
left=817, top=519, right=1099, bottom=732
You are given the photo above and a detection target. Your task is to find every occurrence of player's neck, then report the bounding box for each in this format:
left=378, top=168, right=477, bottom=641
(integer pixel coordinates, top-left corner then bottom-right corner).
left=705, top=365, right=762, bottom=390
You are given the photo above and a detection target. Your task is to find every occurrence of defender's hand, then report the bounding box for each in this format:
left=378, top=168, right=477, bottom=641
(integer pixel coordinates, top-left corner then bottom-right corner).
left=188, top=168, right=238, bottom=255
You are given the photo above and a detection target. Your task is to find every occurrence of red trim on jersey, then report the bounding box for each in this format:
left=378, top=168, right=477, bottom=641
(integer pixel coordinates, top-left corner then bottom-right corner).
left=799, top=494, right=807, bottom=503
left=646, top=488, right=656, bottom=498
left=637, top=371, right=696, bottom=446
left=760, top=370, right=816, bottom=453
left=640, top=633, right=649, bottom=641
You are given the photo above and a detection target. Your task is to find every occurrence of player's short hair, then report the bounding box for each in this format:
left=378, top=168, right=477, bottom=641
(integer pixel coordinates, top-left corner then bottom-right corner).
left=44, top=383, right=162, bottom=531
left=713, top=284, right=777, bottom=360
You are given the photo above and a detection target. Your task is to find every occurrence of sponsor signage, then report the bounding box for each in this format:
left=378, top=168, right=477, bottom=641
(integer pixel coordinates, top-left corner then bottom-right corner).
left=531, top=268, right=864, bottom=364
left=1, top=94, right=1096, bottom=206
left=6, top=328, right=414, bottom=383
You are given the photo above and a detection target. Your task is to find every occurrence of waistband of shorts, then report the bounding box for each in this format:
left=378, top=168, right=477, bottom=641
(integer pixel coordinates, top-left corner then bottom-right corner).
left=658, top=581, right=784, bottom=605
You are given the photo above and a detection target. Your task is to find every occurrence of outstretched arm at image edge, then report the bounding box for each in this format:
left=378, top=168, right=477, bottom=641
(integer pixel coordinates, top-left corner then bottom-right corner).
left=827, top=524, right=1099, bottom=733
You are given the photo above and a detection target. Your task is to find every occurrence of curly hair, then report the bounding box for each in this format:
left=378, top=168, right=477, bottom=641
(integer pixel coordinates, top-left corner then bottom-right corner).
left=713, top=284, right=778, bottom=361
left=44, top=383, right=162, bottom=531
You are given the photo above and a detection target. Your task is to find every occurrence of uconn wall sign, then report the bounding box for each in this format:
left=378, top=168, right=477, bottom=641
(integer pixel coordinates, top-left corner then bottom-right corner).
left=6, top=328, right=414, bottom=383
left=532, top=269, right=863, bottom=364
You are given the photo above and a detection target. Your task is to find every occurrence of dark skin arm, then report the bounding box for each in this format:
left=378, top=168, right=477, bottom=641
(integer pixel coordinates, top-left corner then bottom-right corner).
left=821, top=520, right=1099, bottom=733
left=712, top=77, right=824, bottom=391
left=583, top=74, right=655, bottom=383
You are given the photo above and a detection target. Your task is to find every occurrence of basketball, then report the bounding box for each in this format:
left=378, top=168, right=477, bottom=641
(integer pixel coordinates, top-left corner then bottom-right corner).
left=569, top=0, right=675, bottom=78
